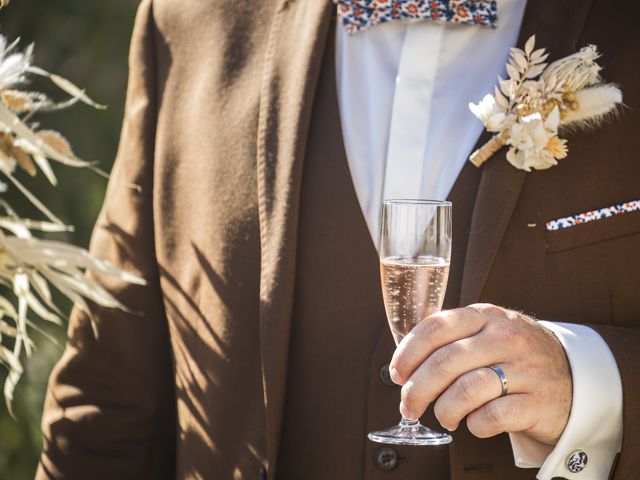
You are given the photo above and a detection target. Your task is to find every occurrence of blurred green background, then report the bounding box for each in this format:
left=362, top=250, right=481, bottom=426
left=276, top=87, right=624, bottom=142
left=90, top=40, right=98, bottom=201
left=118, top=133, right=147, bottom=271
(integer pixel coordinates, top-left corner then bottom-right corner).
left=0, top=0, right=139, bottom=478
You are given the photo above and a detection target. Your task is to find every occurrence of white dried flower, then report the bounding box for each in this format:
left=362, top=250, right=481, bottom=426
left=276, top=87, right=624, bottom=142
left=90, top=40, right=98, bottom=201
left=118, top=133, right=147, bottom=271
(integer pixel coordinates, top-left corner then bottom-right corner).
left=506, top=107, right=561, bottom=171
left=541, top=45, right=602, bottom=91
left=0, top=37, right=32, bottom=91
left=468, top=94, right=510, bottom=132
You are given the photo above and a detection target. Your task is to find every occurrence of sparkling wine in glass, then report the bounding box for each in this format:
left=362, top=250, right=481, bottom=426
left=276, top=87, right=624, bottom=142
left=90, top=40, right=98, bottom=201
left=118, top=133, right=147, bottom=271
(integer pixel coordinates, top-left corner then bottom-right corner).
left=368, top=199, right=453, bottom=446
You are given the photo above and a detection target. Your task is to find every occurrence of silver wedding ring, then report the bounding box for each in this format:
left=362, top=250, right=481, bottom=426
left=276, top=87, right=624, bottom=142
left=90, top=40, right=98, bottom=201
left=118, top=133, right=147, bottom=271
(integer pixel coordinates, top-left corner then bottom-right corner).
left=488, top=365, right=509, bottom=397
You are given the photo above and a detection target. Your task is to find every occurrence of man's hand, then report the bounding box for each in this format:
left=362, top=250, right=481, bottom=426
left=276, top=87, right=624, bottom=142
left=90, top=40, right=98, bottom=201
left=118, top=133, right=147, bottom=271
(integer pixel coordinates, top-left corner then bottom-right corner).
left=389, top=304, right=573, bottom=446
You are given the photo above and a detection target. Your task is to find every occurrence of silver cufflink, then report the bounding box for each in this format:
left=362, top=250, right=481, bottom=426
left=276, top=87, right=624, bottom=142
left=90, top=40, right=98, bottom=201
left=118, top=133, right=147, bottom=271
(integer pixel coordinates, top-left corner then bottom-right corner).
left=566, top=449, right=588, bottom=473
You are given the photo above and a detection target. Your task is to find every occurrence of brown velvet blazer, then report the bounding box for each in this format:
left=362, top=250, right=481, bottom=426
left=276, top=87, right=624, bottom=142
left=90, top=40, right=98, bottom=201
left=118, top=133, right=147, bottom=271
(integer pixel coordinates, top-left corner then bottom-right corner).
left=36, top=0, right=640, bottom=479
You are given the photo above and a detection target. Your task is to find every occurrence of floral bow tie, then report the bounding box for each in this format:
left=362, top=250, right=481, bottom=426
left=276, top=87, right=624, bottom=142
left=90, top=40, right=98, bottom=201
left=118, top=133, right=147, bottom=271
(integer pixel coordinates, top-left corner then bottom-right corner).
left=335, top=0, right=497, bottom=34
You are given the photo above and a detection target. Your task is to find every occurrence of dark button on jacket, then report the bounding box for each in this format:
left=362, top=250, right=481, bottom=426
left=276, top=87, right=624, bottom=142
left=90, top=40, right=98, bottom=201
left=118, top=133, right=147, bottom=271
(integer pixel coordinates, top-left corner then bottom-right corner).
left=379, top=363, right=396, bottom=387
left=374, top=447, right=398, bottom=471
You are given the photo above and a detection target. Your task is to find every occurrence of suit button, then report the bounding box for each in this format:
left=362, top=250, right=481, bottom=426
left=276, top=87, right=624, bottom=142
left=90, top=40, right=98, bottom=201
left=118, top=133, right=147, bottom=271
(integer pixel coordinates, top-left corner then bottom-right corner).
left=379, top=363, right=396, bottom=386
left=374, top=447, right=398, bottom=471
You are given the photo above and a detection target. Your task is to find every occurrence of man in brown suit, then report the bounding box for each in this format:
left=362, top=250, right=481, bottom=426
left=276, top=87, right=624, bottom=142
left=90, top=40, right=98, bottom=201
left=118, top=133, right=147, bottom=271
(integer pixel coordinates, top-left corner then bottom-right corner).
left=36, top=0, right=639, bottom=479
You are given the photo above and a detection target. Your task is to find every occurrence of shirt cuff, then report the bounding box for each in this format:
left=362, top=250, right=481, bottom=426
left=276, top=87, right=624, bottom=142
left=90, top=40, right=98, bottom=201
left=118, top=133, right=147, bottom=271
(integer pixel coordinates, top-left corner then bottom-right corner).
left=509, top=321, right=623, bottom=479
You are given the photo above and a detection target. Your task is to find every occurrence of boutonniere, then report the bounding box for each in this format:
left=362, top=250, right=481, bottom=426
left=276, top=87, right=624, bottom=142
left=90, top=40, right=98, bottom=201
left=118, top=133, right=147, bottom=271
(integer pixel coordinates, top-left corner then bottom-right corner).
left=468, top=35, right=623, bottom=171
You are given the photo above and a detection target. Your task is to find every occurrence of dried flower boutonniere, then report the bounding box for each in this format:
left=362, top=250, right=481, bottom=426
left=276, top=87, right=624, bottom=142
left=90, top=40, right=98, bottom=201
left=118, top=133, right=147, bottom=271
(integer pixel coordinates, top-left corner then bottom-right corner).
left=468, top=35, right=623, bottom=171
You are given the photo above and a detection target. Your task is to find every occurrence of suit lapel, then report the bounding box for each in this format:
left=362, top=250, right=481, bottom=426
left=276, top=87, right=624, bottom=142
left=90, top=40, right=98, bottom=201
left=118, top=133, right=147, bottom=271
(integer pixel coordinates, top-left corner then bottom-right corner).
left=256, top=0, right=333, bottom=476
left=460, top=0, right=596, bottom=306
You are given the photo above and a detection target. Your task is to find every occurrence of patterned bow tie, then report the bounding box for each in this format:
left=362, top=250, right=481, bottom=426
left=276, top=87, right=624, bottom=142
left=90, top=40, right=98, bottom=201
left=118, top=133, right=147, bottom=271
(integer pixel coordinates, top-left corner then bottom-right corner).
left=335, top=0, right=497, bottom=34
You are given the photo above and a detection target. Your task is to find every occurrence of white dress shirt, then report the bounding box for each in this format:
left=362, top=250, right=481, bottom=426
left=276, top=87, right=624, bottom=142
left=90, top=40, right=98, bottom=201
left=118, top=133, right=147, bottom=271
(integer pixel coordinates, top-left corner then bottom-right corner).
left=334, top=1, right=623, bottom=478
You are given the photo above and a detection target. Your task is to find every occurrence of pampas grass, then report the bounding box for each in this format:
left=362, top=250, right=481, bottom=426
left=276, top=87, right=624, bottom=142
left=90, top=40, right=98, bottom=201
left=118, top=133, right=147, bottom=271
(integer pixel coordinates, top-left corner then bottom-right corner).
left=0, top=33, right=146, bottom=415
left=562, top=84, right=623, bottom=131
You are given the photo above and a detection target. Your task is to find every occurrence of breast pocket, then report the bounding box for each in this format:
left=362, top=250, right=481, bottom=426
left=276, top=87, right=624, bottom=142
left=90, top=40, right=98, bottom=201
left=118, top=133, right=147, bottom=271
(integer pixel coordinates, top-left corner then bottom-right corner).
left=544, top=200, right=640, bottom=254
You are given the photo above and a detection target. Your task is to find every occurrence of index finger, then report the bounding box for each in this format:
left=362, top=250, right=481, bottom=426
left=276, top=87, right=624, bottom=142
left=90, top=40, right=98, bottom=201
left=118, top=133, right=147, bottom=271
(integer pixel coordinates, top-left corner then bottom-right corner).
left=389, top=306, right=489, bottom=385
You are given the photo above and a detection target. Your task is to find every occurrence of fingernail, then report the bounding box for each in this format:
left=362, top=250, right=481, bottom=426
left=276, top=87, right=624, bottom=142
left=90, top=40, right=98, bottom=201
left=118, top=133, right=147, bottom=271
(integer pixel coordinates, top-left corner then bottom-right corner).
left=389, top=366, right=403, bottom=385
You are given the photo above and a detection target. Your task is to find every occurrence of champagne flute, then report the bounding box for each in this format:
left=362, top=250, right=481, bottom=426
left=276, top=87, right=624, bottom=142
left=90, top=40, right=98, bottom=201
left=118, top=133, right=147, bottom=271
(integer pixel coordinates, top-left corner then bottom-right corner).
left=368, top=199, right=453, bottom=446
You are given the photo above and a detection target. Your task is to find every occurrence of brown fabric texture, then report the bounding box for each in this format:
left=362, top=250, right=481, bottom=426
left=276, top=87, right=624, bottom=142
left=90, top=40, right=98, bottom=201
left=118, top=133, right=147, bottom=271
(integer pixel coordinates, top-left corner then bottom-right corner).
left=275, top=26, right=480, bottom=479
left=37, top=0, right=640, bottom=479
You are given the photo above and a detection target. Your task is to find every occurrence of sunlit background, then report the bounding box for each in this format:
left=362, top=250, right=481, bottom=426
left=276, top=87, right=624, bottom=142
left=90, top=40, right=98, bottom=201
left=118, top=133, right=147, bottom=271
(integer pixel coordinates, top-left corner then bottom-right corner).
left=0, top=1, right=139, bottom=477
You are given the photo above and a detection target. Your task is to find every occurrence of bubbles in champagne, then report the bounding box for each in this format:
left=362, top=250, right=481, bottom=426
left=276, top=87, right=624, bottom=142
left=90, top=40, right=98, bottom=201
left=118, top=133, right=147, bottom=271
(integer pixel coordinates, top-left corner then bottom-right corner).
left=380, top=256, right=450, bottom=345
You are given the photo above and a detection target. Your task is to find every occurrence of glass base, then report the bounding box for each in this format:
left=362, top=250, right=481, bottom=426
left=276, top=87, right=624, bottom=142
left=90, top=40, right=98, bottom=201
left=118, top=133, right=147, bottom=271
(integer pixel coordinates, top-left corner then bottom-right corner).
left=368, top=419, right=453, bottom=446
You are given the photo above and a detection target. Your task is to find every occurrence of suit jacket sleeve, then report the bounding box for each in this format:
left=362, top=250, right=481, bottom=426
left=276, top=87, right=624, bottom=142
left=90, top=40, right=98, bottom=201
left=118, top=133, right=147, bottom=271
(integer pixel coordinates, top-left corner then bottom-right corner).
left=591, top=324, right=640, bottom=479
left=36, top=1, right=175, bottom=478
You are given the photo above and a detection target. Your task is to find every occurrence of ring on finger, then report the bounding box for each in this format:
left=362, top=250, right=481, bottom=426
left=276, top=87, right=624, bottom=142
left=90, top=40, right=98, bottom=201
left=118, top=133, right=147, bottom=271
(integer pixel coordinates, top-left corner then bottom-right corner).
left=487, top=365, right=508, bottom=397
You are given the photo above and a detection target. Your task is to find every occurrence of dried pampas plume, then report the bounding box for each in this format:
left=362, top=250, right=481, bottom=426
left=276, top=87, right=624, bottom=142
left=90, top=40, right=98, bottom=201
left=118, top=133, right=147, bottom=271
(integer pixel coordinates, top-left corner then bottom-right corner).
left=0, top=32, right=146, bottom=416
left=562, top=84, right=623, bottom=131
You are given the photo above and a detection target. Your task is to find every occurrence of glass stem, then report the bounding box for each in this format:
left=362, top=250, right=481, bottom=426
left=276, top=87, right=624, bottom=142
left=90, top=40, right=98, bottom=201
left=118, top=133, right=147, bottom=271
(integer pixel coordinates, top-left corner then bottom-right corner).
left=400, top=417, right=420, bottom=427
